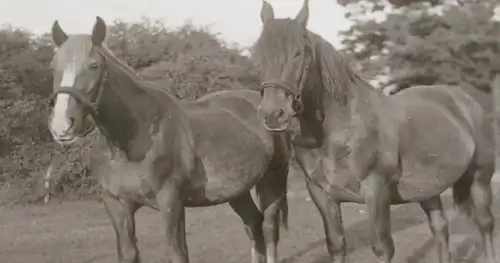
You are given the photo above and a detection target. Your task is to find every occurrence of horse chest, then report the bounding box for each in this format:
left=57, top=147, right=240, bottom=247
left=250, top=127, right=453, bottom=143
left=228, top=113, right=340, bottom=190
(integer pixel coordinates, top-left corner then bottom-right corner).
left=295, top=144, right=361, bottom=200
left=326, top=147, right=360, bottom=190
left=96, top=159, right=157, bottom=201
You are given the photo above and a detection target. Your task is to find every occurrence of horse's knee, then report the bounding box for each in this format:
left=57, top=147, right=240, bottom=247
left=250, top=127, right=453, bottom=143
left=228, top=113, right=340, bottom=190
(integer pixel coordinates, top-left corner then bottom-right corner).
left=242, top=213, right=264, bottom=239
left=262, top=198, right=283, bottom=233
left=262, top=220, right=278, bottom=238
left=475, top=209, right=495, bottom=233
left=471, top=180, right=493, bottom=205
left=429, top=211, right=449, bottom=234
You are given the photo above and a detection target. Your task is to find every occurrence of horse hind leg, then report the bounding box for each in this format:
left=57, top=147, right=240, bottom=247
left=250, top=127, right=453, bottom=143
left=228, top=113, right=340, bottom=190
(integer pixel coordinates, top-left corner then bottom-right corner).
left=470, top=168, right=498, bottom=262
left=229, top=192, right=266, bottom=263
left=453, top=166, right=498, bottom=262
left=255, top=165, right=289, bottom=263
left=102, top=191, right=141, bottom=263
left=419, top=195, right=451, bottom=263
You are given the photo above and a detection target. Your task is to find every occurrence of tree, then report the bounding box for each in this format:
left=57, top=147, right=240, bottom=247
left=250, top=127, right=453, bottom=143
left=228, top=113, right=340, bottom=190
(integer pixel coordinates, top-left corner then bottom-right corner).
left=339, top=0, right=500, bottom=94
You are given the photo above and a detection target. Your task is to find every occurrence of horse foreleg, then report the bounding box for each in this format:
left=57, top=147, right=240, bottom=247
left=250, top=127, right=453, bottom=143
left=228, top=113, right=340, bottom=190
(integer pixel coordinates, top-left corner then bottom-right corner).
left=361, top=175, right=394, bottom=263
left=295, top=146, right=347, bottom=262
left=306, top=178, right=347, bottom=263
left=419, top=195, right=451, bottom=263
left=256, top=166, right=289, bottom=263
left=229, top=192, right=266, bottom=263
left=102, top=191, right=141, bottom=263
left=157, top=185, right=189, bottom=263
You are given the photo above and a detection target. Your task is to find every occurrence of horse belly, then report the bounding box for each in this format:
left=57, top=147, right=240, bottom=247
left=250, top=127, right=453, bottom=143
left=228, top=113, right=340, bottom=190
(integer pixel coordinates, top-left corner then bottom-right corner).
left=183, top=144, right=272, bottom=207
left=183, top=160, right=270, bottom=207
left=94, top=158, right=158, bottom=204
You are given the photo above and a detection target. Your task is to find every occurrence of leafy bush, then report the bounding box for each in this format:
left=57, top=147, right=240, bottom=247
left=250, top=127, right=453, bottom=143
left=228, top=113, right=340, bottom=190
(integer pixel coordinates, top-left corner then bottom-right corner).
left=0, top=18, right=259, bottom=205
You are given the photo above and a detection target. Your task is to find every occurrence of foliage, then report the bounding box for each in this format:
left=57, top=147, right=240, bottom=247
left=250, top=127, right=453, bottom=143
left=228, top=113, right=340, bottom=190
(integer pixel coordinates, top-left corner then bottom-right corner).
left=0, top=18, right=259, bottom=205
left=339, top=0, right=500, bottom=94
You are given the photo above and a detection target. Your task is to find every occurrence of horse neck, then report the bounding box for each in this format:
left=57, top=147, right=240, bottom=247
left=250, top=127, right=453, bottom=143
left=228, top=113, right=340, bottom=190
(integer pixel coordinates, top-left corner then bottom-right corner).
left=344, top=76, right=387, bottom=117
left=95, top=61, right=174, bottom=161
left=297, top=66, right=386, bottom=147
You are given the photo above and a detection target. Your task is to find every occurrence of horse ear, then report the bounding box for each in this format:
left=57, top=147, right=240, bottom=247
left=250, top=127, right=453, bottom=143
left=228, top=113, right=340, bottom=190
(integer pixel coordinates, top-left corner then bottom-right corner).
left=91, top=16, right=107, bottom=46
left=260, top=1, right=275, bottom=24
left=295, top=0, right=310, bottom=28
left=51, top=20, right=68, bottom=47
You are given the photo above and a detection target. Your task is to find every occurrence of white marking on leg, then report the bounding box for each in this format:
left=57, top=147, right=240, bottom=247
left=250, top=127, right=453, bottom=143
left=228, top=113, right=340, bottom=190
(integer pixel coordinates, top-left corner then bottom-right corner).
left=251, top=247, right=259, bottom=263
left=43, top=163, right=54, bottom=204
left=492, top=171, right=500, bottom=183
left=50, top=70, right=76, bottom=137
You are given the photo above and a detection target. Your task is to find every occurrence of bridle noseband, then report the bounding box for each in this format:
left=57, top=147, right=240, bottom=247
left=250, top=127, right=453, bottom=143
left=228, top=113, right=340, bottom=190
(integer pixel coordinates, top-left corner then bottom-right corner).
left=49, top=87, right=99, bottom=137
left=259, top=81, right=304, bottom=115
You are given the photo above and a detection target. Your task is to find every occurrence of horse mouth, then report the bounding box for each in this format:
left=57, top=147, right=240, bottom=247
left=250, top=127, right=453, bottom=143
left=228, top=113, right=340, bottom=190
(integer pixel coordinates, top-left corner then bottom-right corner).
left=263, top=121, right=290, bottom=132
left=54, top=135, right=77, bottom=145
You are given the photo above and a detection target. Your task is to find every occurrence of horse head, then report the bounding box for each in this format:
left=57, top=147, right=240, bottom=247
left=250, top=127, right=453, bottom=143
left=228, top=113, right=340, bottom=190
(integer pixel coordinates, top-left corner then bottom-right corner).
left=48, top=17, right=108, bottom=145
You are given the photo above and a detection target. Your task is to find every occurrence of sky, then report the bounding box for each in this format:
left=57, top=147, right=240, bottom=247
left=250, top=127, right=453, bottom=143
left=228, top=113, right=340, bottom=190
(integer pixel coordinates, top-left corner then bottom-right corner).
left=0, top=0, right=351, bottom=49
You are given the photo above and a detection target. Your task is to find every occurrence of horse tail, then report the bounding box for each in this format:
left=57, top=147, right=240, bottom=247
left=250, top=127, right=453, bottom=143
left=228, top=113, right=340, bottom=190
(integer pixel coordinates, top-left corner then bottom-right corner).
left=491, top=74, right=500, bottom=174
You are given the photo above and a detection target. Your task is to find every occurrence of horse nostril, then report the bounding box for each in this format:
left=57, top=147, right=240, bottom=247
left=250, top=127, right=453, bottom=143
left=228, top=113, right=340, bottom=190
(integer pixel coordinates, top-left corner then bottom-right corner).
left=276, top=109, right=285, bottom=118
left=68, top=118, right=75, bottom=128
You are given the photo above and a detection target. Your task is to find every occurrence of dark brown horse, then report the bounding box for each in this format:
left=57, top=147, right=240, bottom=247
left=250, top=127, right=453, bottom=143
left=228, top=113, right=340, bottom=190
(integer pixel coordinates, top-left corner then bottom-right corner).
left=492, top=75, right=500, bottom=174
left=253, top=1, right=497, bottom=262
left=47, top=17, right=290, bottom=263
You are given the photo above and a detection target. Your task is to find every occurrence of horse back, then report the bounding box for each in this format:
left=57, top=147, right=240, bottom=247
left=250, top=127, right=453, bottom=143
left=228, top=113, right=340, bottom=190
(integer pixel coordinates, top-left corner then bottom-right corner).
left=192, top=89, right=263, bottom=122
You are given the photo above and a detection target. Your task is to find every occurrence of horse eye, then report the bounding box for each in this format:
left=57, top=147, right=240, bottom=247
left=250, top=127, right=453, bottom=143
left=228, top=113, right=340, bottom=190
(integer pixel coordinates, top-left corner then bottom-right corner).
left=88, top=63, right=100, bottom=70
left=293, top=51, right=302, bottom=58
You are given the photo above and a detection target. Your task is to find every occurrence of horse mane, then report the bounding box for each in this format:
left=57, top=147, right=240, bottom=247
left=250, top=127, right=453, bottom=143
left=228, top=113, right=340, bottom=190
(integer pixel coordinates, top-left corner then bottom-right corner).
left=311, top=33, right=373, bottom=105
left=252, top=19, right=311, bottom=80
left=253, top=19, right=373, bottom=106
left=98, top=43, right=181, bottom=101
left=97, top=45, right=142, bottom=82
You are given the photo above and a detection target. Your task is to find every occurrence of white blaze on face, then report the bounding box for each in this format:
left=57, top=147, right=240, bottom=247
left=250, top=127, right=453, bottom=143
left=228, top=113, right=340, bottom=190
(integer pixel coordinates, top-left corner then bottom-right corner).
left=50, top=69, right=76, bottom=137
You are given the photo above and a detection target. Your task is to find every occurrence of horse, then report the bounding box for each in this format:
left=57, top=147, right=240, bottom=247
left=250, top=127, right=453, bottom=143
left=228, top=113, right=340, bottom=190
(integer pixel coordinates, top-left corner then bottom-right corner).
left=47, top=16, right=291, bottom=263
left=491, top=75, right=500, bottom=174
left=252, top=1, right=497, bottom=262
